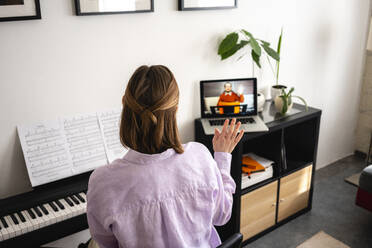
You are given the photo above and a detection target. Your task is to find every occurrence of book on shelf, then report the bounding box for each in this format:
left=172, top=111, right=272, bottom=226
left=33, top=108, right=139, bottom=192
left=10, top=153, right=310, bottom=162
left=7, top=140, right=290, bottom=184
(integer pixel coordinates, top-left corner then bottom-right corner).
left=241, top=153, right=274, bottom=189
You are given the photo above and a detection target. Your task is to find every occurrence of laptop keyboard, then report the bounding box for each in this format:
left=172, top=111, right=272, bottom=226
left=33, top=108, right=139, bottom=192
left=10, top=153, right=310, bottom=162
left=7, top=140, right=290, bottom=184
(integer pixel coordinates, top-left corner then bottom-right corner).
left=209, top=118, right=255, bottom=126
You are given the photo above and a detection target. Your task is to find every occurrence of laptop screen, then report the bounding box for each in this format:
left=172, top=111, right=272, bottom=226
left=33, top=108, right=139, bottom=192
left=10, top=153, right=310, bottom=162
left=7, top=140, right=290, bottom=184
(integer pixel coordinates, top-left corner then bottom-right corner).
left=200, top=78, right=257, bottom=118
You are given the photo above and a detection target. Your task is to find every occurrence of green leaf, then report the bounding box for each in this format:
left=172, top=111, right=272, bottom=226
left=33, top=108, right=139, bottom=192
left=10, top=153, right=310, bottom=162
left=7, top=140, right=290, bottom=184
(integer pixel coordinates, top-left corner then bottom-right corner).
left=288, top=87, right=295, bottom=96
left=259, top=40, right=270, bottom=46
left=220, top=40, right=249, bottom=60
left=218, top=32, right=239, bottom=55
left=277, top=28, right=283, bottom=55
left=241, top=30, right=261, bottom=56
left=262, top=44, right=280, bottom=61
left=280, top=95, right=288, bottom=114
left=293, top=95, right=308, bottom=110
left=251, top=50, right=261, bottom=68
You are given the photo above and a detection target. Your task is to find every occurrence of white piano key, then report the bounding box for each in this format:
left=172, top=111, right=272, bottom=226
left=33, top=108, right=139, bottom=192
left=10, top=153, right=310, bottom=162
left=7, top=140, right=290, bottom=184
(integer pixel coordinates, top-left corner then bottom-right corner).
left=67, top=196, right=83, bottom=216
left=31, top=208, right=45, bottom=228
left=43, top=204, right=58, bottom=224
left=79, top=193, right=87, bottom=212
left=59, top=199, right=73, bottom=218
left=21, top=210, right=34, bottom=232
left=4, top=215, right=18, bottom=238
left=61, top=198, right=78, bottom=218
left=36, top=207, right=51, bottom=227
left=0, top=220, right=9, bottom=241
left=50, top=202, right=64, bottom=222
left=24, top=210, right=39, bottom=230
left=14, top=213, right=27, bottom=234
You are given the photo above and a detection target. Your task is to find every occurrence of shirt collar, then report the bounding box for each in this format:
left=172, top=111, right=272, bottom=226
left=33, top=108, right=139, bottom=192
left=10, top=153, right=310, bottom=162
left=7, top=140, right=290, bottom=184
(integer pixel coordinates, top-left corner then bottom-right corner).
left=122, top=147, right=176, bottom=164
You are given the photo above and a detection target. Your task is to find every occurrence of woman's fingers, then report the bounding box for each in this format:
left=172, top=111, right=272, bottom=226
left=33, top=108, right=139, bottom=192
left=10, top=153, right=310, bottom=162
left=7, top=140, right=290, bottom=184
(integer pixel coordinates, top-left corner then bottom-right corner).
left=221, top=119, right=229, bottom=136
left=228, top=118, right=236, bottom=137
left=234, top=129, right=244, bottom=144
left=231, top=121, right=241, bottom=139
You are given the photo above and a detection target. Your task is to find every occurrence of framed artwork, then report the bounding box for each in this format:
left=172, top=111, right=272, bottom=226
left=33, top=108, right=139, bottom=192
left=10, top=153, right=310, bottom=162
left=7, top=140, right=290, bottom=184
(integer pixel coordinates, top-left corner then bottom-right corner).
left=0, top=0, right=41, bottom=22
left=75, top=0, right=154, bottom=16
left=178, top=0, right=237, bottom=11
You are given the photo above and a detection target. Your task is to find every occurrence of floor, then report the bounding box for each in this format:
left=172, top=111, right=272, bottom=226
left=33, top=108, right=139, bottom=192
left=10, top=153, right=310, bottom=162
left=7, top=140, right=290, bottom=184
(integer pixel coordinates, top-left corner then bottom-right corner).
left=245, top=155, right=372, bottom=248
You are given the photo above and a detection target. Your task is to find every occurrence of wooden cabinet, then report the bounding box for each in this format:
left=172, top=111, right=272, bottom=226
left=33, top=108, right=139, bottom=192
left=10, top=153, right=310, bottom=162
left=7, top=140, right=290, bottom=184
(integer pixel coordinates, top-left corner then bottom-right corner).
left=278, top=165, right=312, bottom=222
left=240, top=181, right=277, bottom=240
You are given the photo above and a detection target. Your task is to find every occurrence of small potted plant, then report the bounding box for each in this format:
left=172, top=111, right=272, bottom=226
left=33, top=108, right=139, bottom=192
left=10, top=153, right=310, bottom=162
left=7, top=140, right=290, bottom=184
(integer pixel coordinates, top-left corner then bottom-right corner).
left=267, top=28, right=286, bottom=101
left=274, top=87, right=308, bottom=115
left=217, top=29, right=280, bottom=77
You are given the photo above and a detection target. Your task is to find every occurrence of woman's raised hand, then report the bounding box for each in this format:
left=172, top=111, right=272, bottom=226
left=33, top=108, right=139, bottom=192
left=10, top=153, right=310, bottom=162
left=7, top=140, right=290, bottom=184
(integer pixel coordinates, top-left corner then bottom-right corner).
left=212, top=118, right=244, bottom=153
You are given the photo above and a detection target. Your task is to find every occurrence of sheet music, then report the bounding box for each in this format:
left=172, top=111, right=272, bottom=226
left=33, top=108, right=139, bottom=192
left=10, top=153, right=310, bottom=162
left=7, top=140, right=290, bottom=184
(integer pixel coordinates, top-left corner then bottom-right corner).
left=98, top=109, right=128, bottom=163
left=62, top=113, right=108, bottom=174
left=17, top=121, right=73, bottom=186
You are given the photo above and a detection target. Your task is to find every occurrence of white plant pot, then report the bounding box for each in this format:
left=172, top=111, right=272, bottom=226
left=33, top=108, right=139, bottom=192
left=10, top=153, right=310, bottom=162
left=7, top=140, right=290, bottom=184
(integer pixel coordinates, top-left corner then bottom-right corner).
left=271, top=85, right=287, bottom=101
left=274, top=96, right=293, bottom=114
left=257, top=93, right=265, bottom=112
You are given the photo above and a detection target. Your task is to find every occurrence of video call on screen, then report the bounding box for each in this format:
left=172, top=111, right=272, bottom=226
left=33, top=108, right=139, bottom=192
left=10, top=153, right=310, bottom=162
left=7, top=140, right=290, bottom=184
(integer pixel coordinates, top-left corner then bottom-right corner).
left=202, top=80, right=254, bottom=116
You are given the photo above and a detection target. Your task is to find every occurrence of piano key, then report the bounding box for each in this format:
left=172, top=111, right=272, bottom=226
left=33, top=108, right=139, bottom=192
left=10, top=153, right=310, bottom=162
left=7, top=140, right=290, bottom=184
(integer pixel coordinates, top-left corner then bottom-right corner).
left=75, top=193, right=86, bottom=203
left=49, top=201, right=58, bottom=212
left=68, top=196, right=84, bottom=214
left=55, top=199, right=65, bottom=210
left=38, top=208, right=52, bottom=227
left=4, top=215, right=19, bottom=237
left=70, top=195, right=80, bottom=205
left=23, top=210, right=38, bottom=230
left=0, top=220, right=10, bottom=241
left=59, top=199, right=74, bottom=218
left=64, top=197, right=74, bottom=207
left=43, top=204, right=58, bottom=224
left=29, top=208, right=45, bottom=228
left=33, top=207, right=43, bottom=217
left=40, top=205, right=49, bottom=215
left=17, top=212, right=26, bottom=223
left=51, top=201, right=64, bottom=222
left=0, top=216, right=8, bottom=228
left=79, top=192, right=88, bottom=212
left=10, top=213, right=19, bottom=225
left=21, top=210, right=35, bottom=232
left=13, top=213, right=28, bottom=235
left=27, top=209, right=36, bottom=219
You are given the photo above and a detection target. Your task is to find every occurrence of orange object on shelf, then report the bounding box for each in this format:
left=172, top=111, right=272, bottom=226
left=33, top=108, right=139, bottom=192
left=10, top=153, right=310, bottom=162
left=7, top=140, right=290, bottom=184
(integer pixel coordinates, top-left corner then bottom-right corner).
left=242, top=155, right=266, bottom=175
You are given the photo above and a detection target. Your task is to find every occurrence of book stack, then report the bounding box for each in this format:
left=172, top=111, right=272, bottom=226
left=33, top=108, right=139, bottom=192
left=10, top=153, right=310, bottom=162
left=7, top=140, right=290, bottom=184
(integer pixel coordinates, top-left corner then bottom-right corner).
left=241, top=153, right=274, bottom=189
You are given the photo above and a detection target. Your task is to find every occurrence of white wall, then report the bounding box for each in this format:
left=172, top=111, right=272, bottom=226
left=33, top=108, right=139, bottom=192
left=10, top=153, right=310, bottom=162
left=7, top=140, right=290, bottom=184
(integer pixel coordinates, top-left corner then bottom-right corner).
left=0, top=0, right=370, bottom=198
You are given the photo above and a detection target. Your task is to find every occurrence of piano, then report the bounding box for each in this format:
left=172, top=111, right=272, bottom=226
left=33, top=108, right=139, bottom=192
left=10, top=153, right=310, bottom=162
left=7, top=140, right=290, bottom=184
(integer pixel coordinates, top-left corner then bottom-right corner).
left=0, top=171, right=92, bottom=248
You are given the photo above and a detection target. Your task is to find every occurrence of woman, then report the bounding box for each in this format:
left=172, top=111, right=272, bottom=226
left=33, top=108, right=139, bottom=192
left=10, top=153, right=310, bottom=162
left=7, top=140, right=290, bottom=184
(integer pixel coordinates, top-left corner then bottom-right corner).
left=86, top=65, right=244, bottom=248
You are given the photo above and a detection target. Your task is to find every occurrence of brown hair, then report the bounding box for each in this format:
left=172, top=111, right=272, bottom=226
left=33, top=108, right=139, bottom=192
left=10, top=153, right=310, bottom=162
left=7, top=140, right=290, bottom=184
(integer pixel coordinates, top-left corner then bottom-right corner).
left=120, top=65, right=184, bottom=154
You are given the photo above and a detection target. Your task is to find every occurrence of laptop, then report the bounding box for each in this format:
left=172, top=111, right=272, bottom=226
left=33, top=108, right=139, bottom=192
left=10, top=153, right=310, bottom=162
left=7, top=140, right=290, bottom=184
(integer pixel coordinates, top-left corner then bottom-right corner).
left=200, top=78, right=268, bottom=135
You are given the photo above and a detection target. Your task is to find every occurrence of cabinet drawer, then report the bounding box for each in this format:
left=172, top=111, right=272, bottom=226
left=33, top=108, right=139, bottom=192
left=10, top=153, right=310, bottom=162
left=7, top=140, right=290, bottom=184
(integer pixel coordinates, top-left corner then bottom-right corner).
left=278, top=164, right=312, bottom=222
left=240, top=181, right=277, bottom=240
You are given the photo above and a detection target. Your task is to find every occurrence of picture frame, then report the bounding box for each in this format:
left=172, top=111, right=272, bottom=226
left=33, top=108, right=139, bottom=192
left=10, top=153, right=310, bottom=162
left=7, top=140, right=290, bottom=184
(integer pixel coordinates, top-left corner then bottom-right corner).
left=75, top=0, right=154, bottom=16
left=178, top=0, right=237, bottom=11
left=0, top=0, right=41, bottom=22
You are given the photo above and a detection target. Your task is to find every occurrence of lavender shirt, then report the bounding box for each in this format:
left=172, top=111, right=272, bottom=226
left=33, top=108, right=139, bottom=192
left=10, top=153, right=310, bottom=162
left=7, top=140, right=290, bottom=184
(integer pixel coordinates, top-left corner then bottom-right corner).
left=87, top=142, right=236, bottom=248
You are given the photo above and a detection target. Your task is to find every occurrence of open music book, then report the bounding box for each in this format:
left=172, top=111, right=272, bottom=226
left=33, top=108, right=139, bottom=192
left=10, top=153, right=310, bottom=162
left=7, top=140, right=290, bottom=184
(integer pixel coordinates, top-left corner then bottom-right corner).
left=17, top=109, right=127, bottom=187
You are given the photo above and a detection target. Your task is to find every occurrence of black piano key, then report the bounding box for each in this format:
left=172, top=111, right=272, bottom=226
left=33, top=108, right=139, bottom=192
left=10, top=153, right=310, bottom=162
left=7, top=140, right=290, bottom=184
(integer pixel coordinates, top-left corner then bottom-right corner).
left=1, top=216, right=8, bottom=228
left=64, top=197, right=74, bottom=207
left=33, top=207, right=43, bottom=217
left=70, top=195, right=80, bottom=205
left=49, top=202, right=59, bottom=212
left=10, top=213, right=19, bottom=225
left=27, top=209, right=36, bottom=219
left=40, top=205, right=49, bottom=215
left=55, top=199, right=65, bottom=210
left=17, top=212, right=26, bottom=222
left=75, top=194, right=85, bottom=203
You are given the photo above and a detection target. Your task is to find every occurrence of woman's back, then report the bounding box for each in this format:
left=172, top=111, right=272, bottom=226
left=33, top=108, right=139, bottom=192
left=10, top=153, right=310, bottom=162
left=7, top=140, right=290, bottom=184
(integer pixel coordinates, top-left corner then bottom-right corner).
left=87, top=142, right=235, bottom=248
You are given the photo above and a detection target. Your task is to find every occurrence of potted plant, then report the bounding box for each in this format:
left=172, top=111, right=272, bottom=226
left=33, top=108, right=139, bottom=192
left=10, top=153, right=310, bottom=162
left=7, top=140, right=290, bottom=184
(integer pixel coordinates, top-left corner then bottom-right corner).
left=274, top=87, right=308, bottom=115
left=217, top=29, right=280, bottom=77
left=267, top=28, right=286, bottom=101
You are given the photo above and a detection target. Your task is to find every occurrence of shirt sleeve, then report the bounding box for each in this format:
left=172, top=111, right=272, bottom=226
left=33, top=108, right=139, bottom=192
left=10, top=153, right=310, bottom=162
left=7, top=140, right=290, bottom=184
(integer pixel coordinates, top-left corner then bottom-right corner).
left=87, top=211, right=118, bottom=248
left=212, top=152, right=236, bottom=226
left=86, top=169, right=119, bottom=248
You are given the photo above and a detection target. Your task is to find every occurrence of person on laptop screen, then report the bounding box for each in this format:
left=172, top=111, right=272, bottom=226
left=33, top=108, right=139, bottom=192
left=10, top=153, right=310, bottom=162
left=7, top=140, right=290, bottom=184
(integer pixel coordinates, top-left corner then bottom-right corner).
left=217, top=82, right=244, bottom=114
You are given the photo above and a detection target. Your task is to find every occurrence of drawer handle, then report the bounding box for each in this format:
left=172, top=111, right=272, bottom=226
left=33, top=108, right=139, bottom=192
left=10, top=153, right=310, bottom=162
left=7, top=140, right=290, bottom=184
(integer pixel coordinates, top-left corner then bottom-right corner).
left=271, top=203, right=276, bottom=207
left=279, top=199, right=285, bottom=203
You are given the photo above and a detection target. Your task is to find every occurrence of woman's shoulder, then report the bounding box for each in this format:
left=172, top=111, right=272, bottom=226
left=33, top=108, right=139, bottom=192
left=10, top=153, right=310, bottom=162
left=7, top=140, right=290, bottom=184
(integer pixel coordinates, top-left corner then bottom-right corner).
left=184, top=141, right=211, bottom=154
